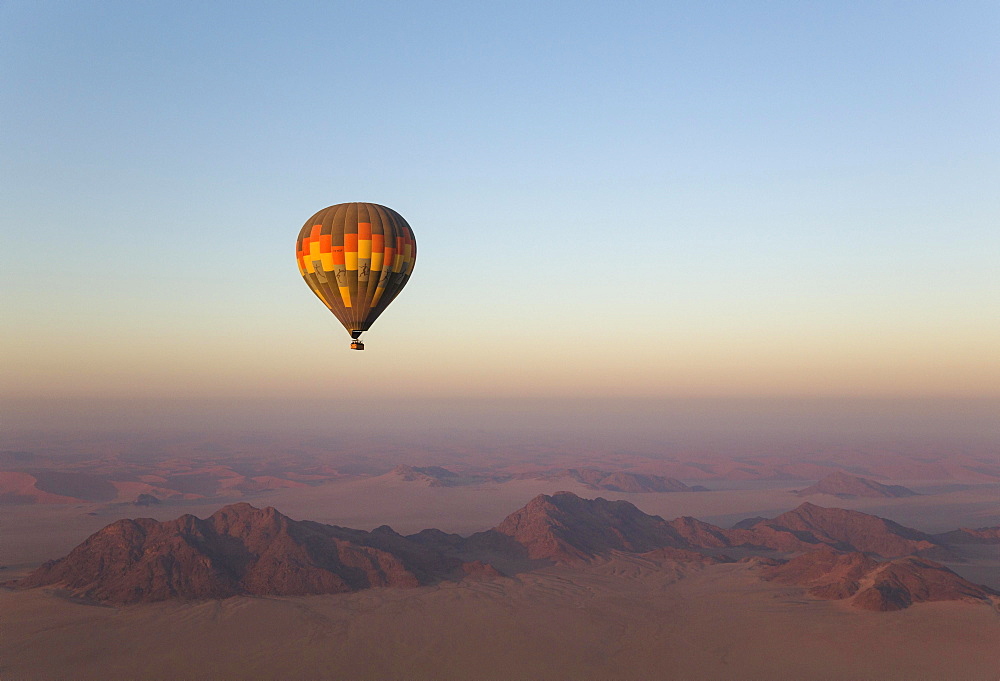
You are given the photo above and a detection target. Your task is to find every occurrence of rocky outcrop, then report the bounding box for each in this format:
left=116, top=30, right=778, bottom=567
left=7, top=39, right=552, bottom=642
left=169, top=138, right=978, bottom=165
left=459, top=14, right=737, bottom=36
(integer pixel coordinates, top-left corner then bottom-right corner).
left=521, top=469, right=692, bottom=493
left=388, top=465, right=461, bottom=486
left=796, top=472, right=916, bottom=498
left=492, top=492, right=690, bottom=562
left=730, top=503, right=939, bottom=557
left=764, top=549, right=997, bottom=610
left=12, top=493, right=992, bottom=609
left=485, top=496, right=946, bottom=562
left=731, top=516, right=768, bottom=529
left=581, top=470, right=692, bottom=493
left=15, top=504, right=478, bottom=604
left=933, top=526, right=1000, bottom=545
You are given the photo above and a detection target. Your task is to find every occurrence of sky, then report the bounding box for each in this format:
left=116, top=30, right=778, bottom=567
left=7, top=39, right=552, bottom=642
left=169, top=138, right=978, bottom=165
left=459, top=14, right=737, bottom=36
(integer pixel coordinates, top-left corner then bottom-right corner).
left=1, top=1, right=998, bottom=435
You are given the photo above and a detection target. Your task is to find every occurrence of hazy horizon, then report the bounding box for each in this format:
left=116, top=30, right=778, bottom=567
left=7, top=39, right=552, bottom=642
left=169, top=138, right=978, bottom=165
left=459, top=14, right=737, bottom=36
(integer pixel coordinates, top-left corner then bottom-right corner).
left=4, top=395, right=997, bottom=447
left=2, top=2, right=998, bottom=427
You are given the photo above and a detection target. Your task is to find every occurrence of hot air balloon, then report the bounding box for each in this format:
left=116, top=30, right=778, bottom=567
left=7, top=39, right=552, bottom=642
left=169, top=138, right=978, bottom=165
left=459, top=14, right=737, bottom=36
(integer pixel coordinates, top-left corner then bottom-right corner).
left=295, top=202, right=416, bottom=350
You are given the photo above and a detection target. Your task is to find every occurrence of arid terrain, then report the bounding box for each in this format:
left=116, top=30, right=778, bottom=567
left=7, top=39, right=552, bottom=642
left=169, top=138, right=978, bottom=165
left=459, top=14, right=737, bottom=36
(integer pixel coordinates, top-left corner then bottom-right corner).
left=1, top=432, right=998, bottom=680
left=4, top=557, right=999, bottom=681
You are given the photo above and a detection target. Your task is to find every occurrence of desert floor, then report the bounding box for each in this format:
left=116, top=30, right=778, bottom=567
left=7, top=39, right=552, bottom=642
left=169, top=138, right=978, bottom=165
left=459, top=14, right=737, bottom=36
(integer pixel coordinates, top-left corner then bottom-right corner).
left=2, top=474, right=999, bottom=680
left=2, top=555, right=999, bottom=681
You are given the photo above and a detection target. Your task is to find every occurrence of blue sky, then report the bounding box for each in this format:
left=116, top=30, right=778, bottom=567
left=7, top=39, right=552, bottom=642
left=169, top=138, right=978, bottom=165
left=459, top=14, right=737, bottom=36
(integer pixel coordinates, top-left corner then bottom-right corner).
left=2, top=1, right=998, bottom=430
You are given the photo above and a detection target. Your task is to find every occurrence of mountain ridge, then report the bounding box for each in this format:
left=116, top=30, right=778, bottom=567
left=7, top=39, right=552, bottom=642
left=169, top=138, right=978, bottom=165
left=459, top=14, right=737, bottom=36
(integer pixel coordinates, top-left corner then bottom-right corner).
left=9, top=493, right=992, bottom=609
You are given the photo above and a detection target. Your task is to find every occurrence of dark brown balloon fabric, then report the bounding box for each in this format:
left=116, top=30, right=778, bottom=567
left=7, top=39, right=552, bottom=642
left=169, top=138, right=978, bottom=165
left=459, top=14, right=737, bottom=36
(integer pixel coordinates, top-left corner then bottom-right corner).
left=295, top=203, right=416, bottom=337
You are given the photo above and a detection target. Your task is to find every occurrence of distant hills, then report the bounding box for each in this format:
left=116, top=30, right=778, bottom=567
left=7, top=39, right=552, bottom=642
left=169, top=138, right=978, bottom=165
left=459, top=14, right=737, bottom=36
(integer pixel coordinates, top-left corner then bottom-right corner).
left=383, top=464, right=466, bottom=486
left=795, top=471, right=917, bottom=498
left=4, top=436, right=999, bottom=509
left=0, top=468, right=310, bottom=505
left=5, top=447, right=999, bottom=506
left=10, top=492, right=997, bottom=611
left=932, top=526, right=1000, bottom=545
left=382, top=465, right=699, bottom=493
left=516, top=468, right=698, bottom=493
left=0, top=464, right=702, bottom=505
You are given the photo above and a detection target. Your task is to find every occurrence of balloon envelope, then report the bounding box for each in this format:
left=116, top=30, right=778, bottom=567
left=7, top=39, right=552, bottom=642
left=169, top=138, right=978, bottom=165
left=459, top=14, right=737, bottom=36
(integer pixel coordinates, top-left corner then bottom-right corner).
left=295, top=202, right=416, bottom=338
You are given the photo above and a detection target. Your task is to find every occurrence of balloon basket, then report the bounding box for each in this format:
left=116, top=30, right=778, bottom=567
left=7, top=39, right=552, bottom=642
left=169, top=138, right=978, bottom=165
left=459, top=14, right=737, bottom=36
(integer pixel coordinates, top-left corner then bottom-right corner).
left=350, top=341, right=365, bottom=351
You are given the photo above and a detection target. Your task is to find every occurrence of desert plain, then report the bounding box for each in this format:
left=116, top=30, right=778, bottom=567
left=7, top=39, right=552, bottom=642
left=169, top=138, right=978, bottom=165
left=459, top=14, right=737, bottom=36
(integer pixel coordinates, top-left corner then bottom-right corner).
left=1, top=429, right=998, bottom=681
